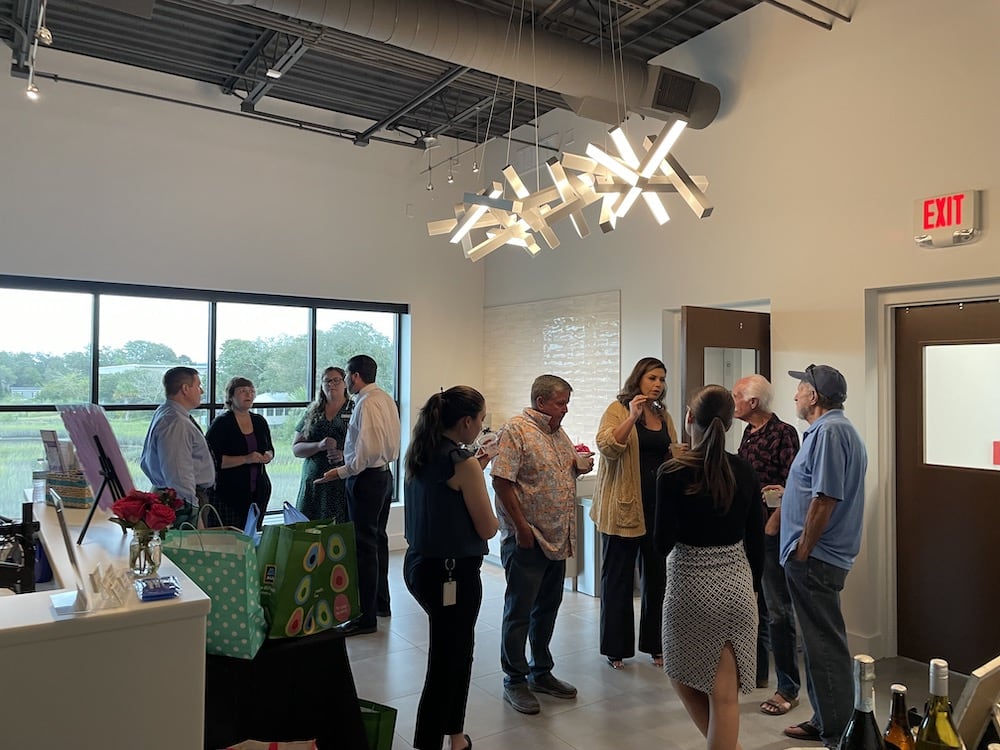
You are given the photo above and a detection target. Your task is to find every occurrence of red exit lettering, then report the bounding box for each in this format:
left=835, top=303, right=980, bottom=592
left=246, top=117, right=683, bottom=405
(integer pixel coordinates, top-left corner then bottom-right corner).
left=923, top=193, right=965, bottom=230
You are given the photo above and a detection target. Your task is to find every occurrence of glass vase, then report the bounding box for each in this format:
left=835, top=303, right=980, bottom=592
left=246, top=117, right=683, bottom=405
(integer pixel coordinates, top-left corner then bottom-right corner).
left=129, top=529, right=162, bottom=578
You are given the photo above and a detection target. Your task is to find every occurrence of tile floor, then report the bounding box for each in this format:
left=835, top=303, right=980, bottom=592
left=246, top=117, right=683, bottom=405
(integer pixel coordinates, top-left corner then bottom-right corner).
left=345, top=551, right=947, bottom=750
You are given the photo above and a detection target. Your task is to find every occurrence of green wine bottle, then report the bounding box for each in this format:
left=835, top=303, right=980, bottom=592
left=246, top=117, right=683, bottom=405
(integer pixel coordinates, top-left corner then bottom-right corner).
left=914, top=659, right=964, bottom=750
left=839, top=654, right=886, bottom=750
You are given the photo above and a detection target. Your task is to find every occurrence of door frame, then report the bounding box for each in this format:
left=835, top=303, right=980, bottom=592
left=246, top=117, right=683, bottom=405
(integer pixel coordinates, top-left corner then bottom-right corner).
left=867, top=276, right=1000, bottom=658
left=663, top=299, right=771, bottom=431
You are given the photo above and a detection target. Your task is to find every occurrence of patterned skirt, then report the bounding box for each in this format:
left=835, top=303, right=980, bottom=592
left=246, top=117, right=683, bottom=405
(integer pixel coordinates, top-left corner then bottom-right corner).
left=661, top=542, right=757, bottom=694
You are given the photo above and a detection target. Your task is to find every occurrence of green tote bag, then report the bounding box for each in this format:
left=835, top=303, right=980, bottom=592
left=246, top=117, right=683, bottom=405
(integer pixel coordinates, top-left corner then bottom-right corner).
left=257, top=519, right=360, bottom=638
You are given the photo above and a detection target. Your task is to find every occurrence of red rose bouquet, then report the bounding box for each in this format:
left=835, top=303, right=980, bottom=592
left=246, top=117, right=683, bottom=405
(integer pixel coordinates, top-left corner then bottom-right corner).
left=110, top=488, right=184, bottom=534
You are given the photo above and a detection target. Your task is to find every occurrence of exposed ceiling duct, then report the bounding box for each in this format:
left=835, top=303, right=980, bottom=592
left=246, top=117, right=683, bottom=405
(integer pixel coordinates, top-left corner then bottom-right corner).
left=211, top=0, right=721, bottom=129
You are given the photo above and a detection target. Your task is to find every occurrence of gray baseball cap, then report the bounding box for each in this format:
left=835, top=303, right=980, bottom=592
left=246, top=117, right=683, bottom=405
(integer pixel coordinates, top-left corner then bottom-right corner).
left=788, top=364, right=847, bottom=402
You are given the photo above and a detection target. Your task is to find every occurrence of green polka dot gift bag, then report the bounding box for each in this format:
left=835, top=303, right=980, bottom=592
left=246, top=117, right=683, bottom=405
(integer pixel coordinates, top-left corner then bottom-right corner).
left=163, top=528, right=267, bottom=660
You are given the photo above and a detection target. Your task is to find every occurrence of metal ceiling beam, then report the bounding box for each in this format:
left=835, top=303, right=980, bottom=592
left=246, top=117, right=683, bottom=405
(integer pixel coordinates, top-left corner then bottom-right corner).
left=764, top=0, right=852, bottom=28
left=354, top=65, right=470, bottom=147
left=221, top=28, right=275, bottom=95
left=6, top=0, right=36, bottom=68
left=622, top=0, right=713, bottom=51
left=428, top=95, right=495, bottom=137
left=240, top=37, right=307, bottom=112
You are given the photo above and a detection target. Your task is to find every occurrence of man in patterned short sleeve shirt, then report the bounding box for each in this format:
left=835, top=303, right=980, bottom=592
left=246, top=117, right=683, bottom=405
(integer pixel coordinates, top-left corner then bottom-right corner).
left=492, top=374, right=593, bottom=715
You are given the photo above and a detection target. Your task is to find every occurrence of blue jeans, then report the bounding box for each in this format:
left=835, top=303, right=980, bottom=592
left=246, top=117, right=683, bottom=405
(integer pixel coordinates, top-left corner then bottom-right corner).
left=500, top=536, right=566, bottom=685
left=762, top=533, right=801, bottom=699
left=784, top=555, right=852, bottom=748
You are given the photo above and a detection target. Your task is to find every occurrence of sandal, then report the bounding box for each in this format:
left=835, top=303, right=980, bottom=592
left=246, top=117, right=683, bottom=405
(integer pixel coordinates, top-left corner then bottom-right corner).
left=606, top=656, right=624, bottom=670
left=651, top=654, right=664, bottom=668
left=783, top=721, right=821, bottom=741
left=760, top=692, right=799, bottom=716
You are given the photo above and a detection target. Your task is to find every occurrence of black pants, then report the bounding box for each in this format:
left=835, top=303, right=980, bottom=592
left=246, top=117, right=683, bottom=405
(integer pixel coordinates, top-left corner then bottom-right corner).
left=376, top=486, right=392, bottom=615
left=599, top=531, right=665, bottom=658
left=346, top=468, right=392, bottom=628
left=404, top=551, right=483, bottom=750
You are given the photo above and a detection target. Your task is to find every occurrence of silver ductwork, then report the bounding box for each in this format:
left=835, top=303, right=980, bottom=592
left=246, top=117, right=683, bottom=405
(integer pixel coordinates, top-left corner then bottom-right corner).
left=213, top=0, right=720, bottom=128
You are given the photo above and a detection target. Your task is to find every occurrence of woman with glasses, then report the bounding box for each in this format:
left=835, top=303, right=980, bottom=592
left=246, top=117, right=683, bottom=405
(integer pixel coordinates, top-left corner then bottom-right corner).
left=591, top=357, right=679, bottom=670
left=292, top=366, right=353, bottom=522
left=654, top=385, right=764, bottom=750
left=205, top=376, right=274, bottom=529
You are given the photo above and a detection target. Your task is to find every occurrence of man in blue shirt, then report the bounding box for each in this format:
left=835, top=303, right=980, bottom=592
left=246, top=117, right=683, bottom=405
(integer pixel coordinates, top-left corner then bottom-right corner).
left=779, top=364, right=867, bottom=750
left=140, top=367, right=215, bottom=522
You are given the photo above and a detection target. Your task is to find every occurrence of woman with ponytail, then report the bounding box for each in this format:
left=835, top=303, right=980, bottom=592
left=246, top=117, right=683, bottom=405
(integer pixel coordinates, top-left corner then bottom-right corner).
left=654, top=385, right=765, bottom=750
left=403, top=386, right=499, bottom=750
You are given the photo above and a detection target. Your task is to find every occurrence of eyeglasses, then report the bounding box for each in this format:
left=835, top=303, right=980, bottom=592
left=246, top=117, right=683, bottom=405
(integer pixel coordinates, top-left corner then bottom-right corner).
left=323, top=377, right=344, bottom=385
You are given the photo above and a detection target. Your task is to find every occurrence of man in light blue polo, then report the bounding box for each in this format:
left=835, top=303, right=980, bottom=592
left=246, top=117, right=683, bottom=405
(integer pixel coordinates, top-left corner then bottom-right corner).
left=779, top=364, right=867, bottom=750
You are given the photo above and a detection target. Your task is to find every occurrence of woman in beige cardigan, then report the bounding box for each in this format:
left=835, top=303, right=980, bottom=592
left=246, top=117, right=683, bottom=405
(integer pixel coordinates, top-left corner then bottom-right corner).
left=591, top=357, right=679, bottom=670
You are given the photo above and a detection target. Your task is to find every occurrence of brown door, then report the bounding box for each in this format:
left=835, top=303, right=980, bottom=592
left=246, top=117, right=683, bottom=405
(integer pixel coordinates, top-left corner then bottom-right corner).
left=895, top=300, right=1000, bottom=673
left=681, top=305, right=771, bottom=403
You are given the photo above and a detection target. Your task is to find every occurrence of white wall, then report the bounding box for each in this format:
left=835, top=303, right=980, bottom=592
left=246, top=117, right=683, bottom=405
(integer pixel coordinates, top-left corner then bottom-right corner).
left=0, top=51, right=488, bottom=545
left=483, top=0, right=1000, bottom=655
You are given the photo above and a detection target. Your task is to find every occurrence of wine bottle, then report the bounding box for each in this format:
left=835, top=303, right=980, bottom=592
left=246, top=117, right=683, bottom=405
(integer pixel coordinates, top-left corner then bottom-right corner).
left=884, top=683, right=916, bottom=750
left=839, top=654, right=886, bottom=750
left=914, top=659, right=964, bottom=750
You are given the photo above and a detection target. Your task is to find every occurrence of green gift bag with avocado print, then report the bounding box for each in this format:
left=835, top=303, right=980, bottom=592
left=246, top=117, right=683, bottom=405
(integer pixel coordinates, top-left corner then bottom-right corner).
left=257, top=519, right=360, bottom=638
left=162, top=528, right=267, bottom=659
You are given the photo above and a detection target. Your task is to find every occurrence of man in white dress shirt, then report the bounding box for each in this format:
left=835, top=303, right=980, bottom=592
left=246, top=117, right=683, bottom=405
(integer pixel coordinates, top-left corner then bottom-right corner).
left=318, top=354, right=400, bottom=634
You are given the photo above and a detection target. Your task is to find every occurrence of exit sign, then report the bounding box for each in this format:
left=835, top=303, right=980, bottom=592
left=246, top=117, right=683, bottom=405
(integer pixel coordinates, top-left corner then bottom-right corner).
left=914, top=189, right=981, bottom=248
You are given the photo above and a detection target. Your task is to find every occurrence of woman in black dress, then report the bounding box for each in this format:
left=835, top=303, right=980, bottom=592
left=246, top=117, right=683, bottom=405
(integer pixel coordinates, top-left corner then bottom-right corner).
left=293, top=366, right=352, bottom=521
left=205, top=376, right=274, bottom=529
left=403, top=386, right=499, bottom=750
left=655, top=385, right=764, bottom=750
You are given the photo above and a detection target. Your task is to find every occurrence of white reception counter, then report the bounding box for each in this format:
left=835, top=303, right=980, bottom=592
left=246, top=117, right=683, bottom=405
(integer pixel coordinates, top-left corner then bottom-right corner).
left=0, top=500, right=211, bottom=749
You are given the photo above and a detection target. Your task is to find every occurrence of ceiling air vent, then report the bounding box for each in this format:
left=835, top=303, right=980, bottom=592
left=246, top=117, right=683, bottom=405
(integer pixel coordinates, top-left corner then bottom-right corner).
left=653, top=69, right=697, bottom=114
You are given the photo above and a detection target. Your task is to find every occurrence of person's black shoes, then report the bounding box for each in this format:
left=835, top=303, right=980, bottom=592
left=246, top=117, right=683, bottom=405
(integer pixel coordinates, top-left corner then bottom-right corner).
left=503, top=683, right=540, bottom=714
left=527, top=673, right=577, bottom=699
left=340, top=623, right=377, bottom=637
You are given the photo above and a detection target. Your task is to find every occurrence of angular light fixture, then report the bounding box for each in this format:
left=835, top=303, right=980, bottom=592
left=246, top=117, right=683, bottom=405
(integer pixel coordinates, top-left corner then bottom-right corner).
left=427, top=116, right=711, bottom=262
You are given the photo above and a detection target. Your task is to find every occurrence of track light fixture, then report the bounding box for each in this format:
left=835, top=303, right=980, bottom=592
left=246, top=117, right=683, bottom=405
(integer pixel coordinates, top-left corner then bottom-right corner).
left=22, top=0, right=50, bottom=101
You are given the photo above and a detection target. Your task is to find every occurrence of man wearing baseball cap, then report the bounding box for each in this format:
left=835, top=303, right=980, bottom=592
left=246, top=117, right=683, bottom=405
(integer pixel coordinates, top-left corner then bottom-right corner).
left=779, top=364, right=868, bottom=749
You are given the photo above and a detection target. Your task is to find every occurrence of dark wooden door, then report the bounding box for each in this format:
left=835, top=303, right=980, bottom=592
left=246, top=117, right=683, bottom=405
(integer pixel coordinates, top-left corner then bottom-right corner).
left=680, top=305, right=771, bottom=405
left=895, top=300, right=1000, bottom=673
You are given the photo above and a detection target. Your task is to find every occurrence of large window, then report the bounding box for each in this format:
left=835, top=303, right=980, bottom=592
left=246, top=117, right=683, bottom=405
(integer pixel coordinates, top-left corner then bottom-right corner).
left=0, top=276, right=404, bottom=520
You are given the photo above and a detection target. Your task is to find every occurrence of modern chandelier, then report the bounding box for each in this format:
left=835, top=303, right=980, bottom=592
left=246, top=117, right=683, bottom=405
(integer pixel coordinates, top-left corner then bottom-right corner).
left=426, top=116, right=712, bottom=262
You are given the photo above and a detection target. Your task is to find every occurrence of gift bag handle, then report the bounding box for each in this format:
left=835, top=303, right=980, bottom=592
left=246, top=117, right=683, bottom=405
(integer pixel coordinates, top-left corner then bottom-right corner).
left=171, top=522, right=208, bottom=551
left=197, top=503, right=226, bottom=529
